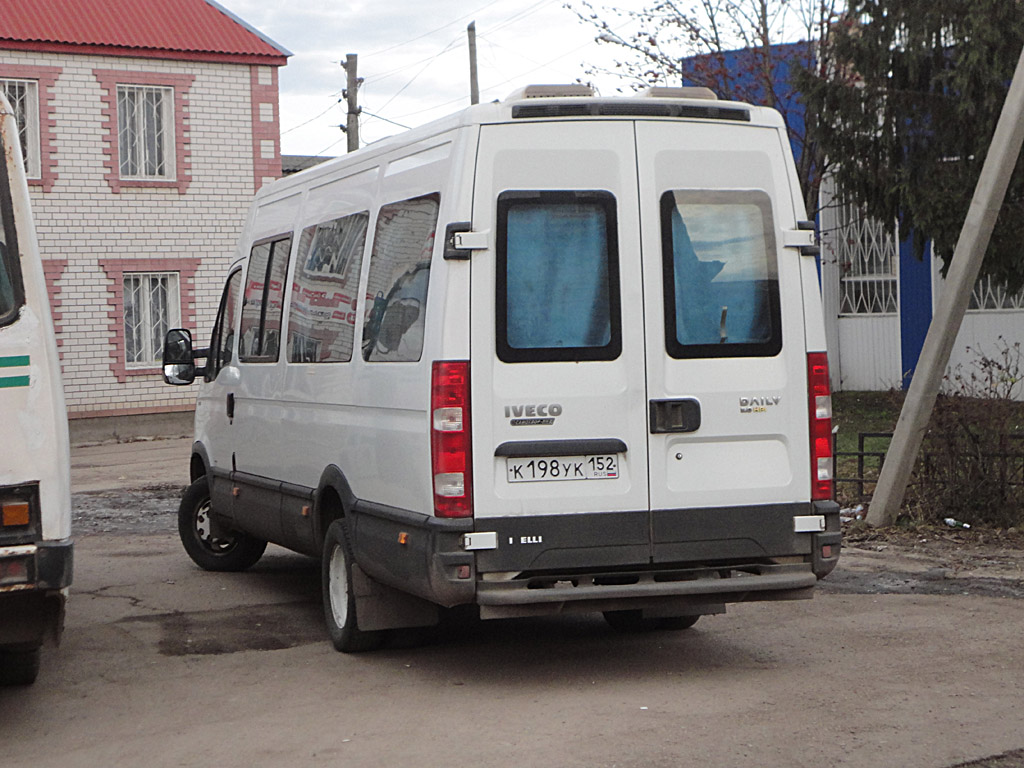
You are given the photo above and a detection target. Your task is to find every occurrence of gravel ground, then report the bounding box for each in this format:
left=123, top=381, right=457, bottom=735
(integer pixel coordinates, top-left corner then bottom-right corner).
left=72, top=484, right=185, bottom=536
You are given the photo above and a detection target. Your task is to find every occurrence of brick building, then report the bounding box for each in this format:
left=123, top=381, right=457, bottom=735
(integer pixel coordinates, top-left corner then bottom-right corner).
left=0, top=0, right=289, bottom=423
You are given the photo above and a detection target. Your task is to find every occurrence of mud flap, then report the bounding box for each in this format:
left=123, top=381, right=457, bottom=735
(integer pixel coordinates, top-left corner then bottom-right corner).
left=351, top=562, right=439, bottom=632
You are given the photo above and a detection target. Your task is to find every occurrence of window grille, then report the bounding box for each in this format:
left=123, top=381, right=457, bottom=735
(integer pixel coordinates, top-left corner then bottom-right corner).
left=117, top=85, right=173, bottom=179
left=828, top=198, right=899, bottom=315
left=123, top=272, right=180, bottom=366
left=0, top=79, right=40, bottom=177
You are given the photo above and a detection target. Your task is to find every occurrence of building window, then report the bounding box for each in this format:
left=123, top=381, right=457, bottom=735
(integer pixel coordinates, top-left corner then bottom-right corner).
left=117, top=85, right=174, bottom=180
left=123, top=272, right=180, bottom=367
left=0, top=78, right=40, bottom=178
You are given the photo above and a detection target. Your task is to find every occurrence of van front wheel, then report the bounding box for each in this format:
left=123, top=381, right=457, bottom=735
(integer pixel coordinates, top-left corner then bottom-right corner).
left=178, top=477, right=267, bottom=572
left=322, top=520, right=382, bottom=653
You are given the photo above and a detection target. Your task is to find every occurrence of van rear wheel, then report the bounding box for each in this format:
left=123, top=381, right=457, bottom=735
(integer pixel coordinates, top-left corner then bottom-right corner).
left=178, top=476, right=267, bottom=572
left=603, top=610, right=700, bottom=632
left=0, top=645, right=41, bottom=686
left=322, top=519, right=383, bottom=653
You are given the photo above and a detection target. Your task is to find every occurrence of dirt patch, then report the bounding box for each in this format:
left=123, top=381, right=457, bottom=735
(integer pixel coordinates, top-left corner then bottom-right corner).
left=73, top=485, right=184, bottom=536
left=824, top=521, right=1024, bottom=599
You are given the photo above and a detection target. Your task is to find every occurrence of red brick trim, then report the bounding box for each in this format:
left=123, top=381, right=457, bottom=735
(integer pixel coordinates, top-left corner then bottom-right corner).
left=68, top=403, right=195, bottom=420
left=92, top=69, right=195, bottom=194
left=4, top=40, right=286, bottom=67
left=250, top=65, right=282, bottom=192
left=0, top=63, right=61, bottom=191
left=41, top=258, right=68, bottom=351
left=98, top=257, right=201, bottom=383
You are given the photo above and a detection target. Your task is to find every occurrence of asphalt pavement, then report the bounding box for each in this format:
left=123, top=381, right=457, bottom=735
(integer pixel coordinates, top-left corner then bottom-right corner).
left=71, top=436, right=193, bottom=493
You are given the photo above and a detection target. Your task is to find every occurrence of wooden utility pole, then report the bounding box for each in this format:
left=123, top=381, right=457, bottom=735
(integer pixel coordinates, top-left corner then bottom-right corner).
left=867, top=44, right=1024, bottom=527
left=343, top=53, right=360, bottom=152
left=467, top=22, right=479, bottom=105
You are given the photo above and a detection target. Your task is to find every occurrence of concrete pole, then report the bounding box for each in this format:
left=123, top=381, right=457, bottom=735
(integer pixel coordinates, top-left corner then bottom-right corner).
left=867, top=44, right=1024, bottom=527
left=468, top=22, right=480, bottom=105
left=345, top=53, right=360, bottom=152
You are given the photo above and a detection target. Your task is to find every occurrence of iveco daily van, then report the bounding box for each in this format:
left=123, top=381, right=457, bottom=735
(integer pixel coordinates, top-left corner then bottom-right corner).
left=164, top=85, right=840, bottom=652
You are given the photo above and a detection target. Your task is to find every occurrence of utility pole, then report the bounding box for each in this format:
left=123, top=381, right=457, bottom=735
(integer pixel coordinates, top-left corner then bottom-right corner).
left=866, top=43, right=1024, bottom=527
left=342, top=53, right=361, bottom=152
left=467, top=22, right=479, bottom=105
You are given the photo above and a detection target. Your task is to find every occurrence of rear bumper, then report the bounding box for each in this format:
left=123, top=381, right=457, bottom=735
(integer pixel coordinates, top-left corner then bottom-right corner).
left=0, top=538, right=72, bottom=647
left=351, top=501, right=839, bottom=616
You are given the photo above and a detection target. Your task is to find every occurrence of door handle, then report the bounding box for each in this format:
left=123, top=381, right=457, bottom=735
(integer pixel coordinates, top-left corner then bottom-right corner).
left=649, top=398, right=701, bottom=434
left=226, top=392, right=235, bottom=420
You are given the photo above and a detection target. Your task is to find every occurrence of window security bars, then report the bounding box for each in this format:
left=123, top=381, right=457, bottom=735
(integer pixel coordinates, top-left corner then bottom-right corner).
left=117, top=85, right=173, bottom=179
left=0, top=79, right=39, bottom=177
left=124, top=272, right=179, bottom=366
left=827, top=198, right=899, bottom=315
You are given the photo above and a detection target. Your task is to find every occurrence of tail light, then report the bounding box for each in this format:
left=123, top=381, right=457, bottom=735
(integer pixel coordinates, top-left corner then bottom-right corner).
left=431, top=360, right=473, bottom=518
left=807, top=352, right=833, bottom=500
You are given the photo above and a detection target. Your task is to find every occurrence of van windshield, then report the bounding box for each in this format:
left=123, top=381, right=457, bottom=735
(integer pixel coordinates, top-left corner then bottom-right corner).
left=660, top=190, right=781, bottom=359
left=0, top=130, right=23, bottom=326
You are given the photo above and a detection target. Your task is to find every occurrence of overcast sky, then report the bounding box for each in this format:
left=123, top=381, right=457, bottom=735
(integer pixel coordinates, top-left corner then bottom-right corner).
left=219, top=0, right=647, bottom=157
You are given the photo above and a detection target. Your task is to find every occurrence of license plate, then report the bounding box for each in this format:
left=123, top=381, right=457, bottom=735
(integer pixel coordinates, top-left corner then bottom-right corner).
left=506, top=455, right=619, bottom=483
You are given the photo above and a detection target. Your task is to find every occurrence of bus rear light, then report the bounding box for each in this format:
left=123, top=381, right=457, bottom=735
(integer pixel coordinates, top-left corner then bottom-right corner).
left=431, top=361, right=473, bottom=518
left=0, top=556, right=30, bottom=586
left=1, top=501, right=30, bottom=527
left=807, top=352, right=834, bottom=501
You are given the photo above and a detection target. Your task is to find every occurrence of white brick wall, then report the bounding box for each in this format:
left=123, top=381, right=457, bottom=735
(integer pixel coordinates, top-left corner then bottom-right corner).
left=0, top=49, right=269, bottom=416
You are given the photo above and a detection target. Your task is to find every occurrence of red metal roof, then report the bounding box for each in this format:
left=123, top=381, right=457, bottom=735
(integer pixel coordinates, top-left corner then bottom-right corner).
left=0, top=0, right=289, bottom=63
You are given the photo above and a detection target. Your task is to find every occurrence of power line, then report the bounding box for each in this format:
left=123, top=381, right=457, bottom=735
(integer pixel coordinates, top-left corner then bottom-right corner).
left=280, top=99, right=342, bottom=136
left=362, top=0, right=506, bottom=59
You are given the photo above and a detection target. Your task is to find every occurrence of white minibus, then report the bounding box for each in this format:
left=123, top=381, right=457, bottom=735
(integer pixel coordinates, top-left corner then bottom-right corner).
left=165, top=85, right=840, bottom=652
left=0, top=94, right=73, bottom=683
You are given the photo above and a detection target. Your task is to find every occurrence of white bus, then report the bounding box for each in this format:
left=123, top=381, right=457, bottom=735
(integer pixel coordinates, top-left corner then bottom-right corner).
left=0, top=94, right=73, bottom=684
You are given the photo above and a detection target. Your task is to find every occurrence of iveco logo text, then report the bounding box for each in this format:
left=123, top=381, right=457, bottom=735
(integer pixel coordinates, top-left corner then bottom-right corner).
left=505, top=403, right=562, bottom=426
left=740, top=395, right=781, bottom=414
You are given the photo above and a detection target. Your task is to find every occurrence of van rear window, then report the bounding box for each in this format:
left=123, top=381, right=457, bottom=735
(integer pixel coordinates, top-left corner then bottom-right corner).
left=496, top=191, right=621, bottom=363
left=660, top=190, right=781, bottom=358
left=362, top=194, right=439, bottom=363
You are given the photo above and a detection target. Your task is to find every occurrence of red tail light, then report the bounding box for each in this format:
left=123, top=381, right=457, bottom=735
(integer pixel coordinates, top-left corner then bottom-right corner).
left=431, top=360, right=473, bottom=518
left=807, top=352, right=833, bottom=500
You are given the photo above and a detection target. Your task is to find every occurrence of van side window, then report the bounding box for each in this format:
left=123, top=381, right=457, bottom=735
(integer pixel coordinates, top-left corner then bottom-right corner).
left=362, top=194, right=439, bottom=362
left=660, top=190, right=781, bottom=359
left=496, top=190, right=621, bottom=363
left=0, top=131, right=24, bottom=327
left=206, top=269, right=242, bottom=381
left=239, top=235, right=292, bottom=362
left=287, top=212, right=369, bottom=363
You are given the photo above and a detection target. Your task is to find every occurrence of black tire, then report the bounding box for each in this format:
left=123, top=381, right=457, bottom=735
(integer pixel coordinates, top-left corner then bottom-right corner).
left=0, top=646, right=41, bottom=686
left=603, top=610, right=700, bottom=632
left=321, top=519, right=382, bottom=653
left=178, top=476, right=267, bottom=572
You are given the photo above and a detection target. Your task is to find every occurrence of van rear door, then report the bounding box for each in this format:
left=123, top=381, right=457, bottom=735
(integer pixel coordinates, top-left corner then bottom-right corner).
left=469, top=114, right=809, bottom=573
left=634, top=120, right=810, bottom=563
left=469, top=120, right=651, bottom=571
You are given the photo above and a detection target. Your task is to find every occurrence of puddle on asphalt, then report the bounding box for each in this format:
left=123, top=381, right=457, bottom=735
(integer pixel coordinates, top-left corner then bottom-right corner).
left=123, top=602, right=324, bottom=656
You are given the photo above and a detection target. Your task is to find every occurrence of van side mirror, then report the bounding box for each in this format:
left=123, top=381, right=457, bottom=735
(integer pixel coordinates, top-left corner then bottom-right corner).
left=163, top=328, right=197, bottom=385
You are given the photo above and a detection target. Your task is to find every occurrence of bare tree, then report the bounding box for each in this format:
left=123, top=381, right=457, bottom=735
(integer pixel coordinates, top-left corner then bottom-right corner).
left=568, top=0, right=845, bottom=215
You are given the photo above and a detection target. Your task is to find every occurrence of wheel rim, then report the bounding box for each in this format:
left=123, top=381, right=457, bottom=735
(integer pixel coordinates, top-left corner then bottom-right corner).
left=328, top=543, right=349, bottom=628
left=194, top=498, right=236, bottom=554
